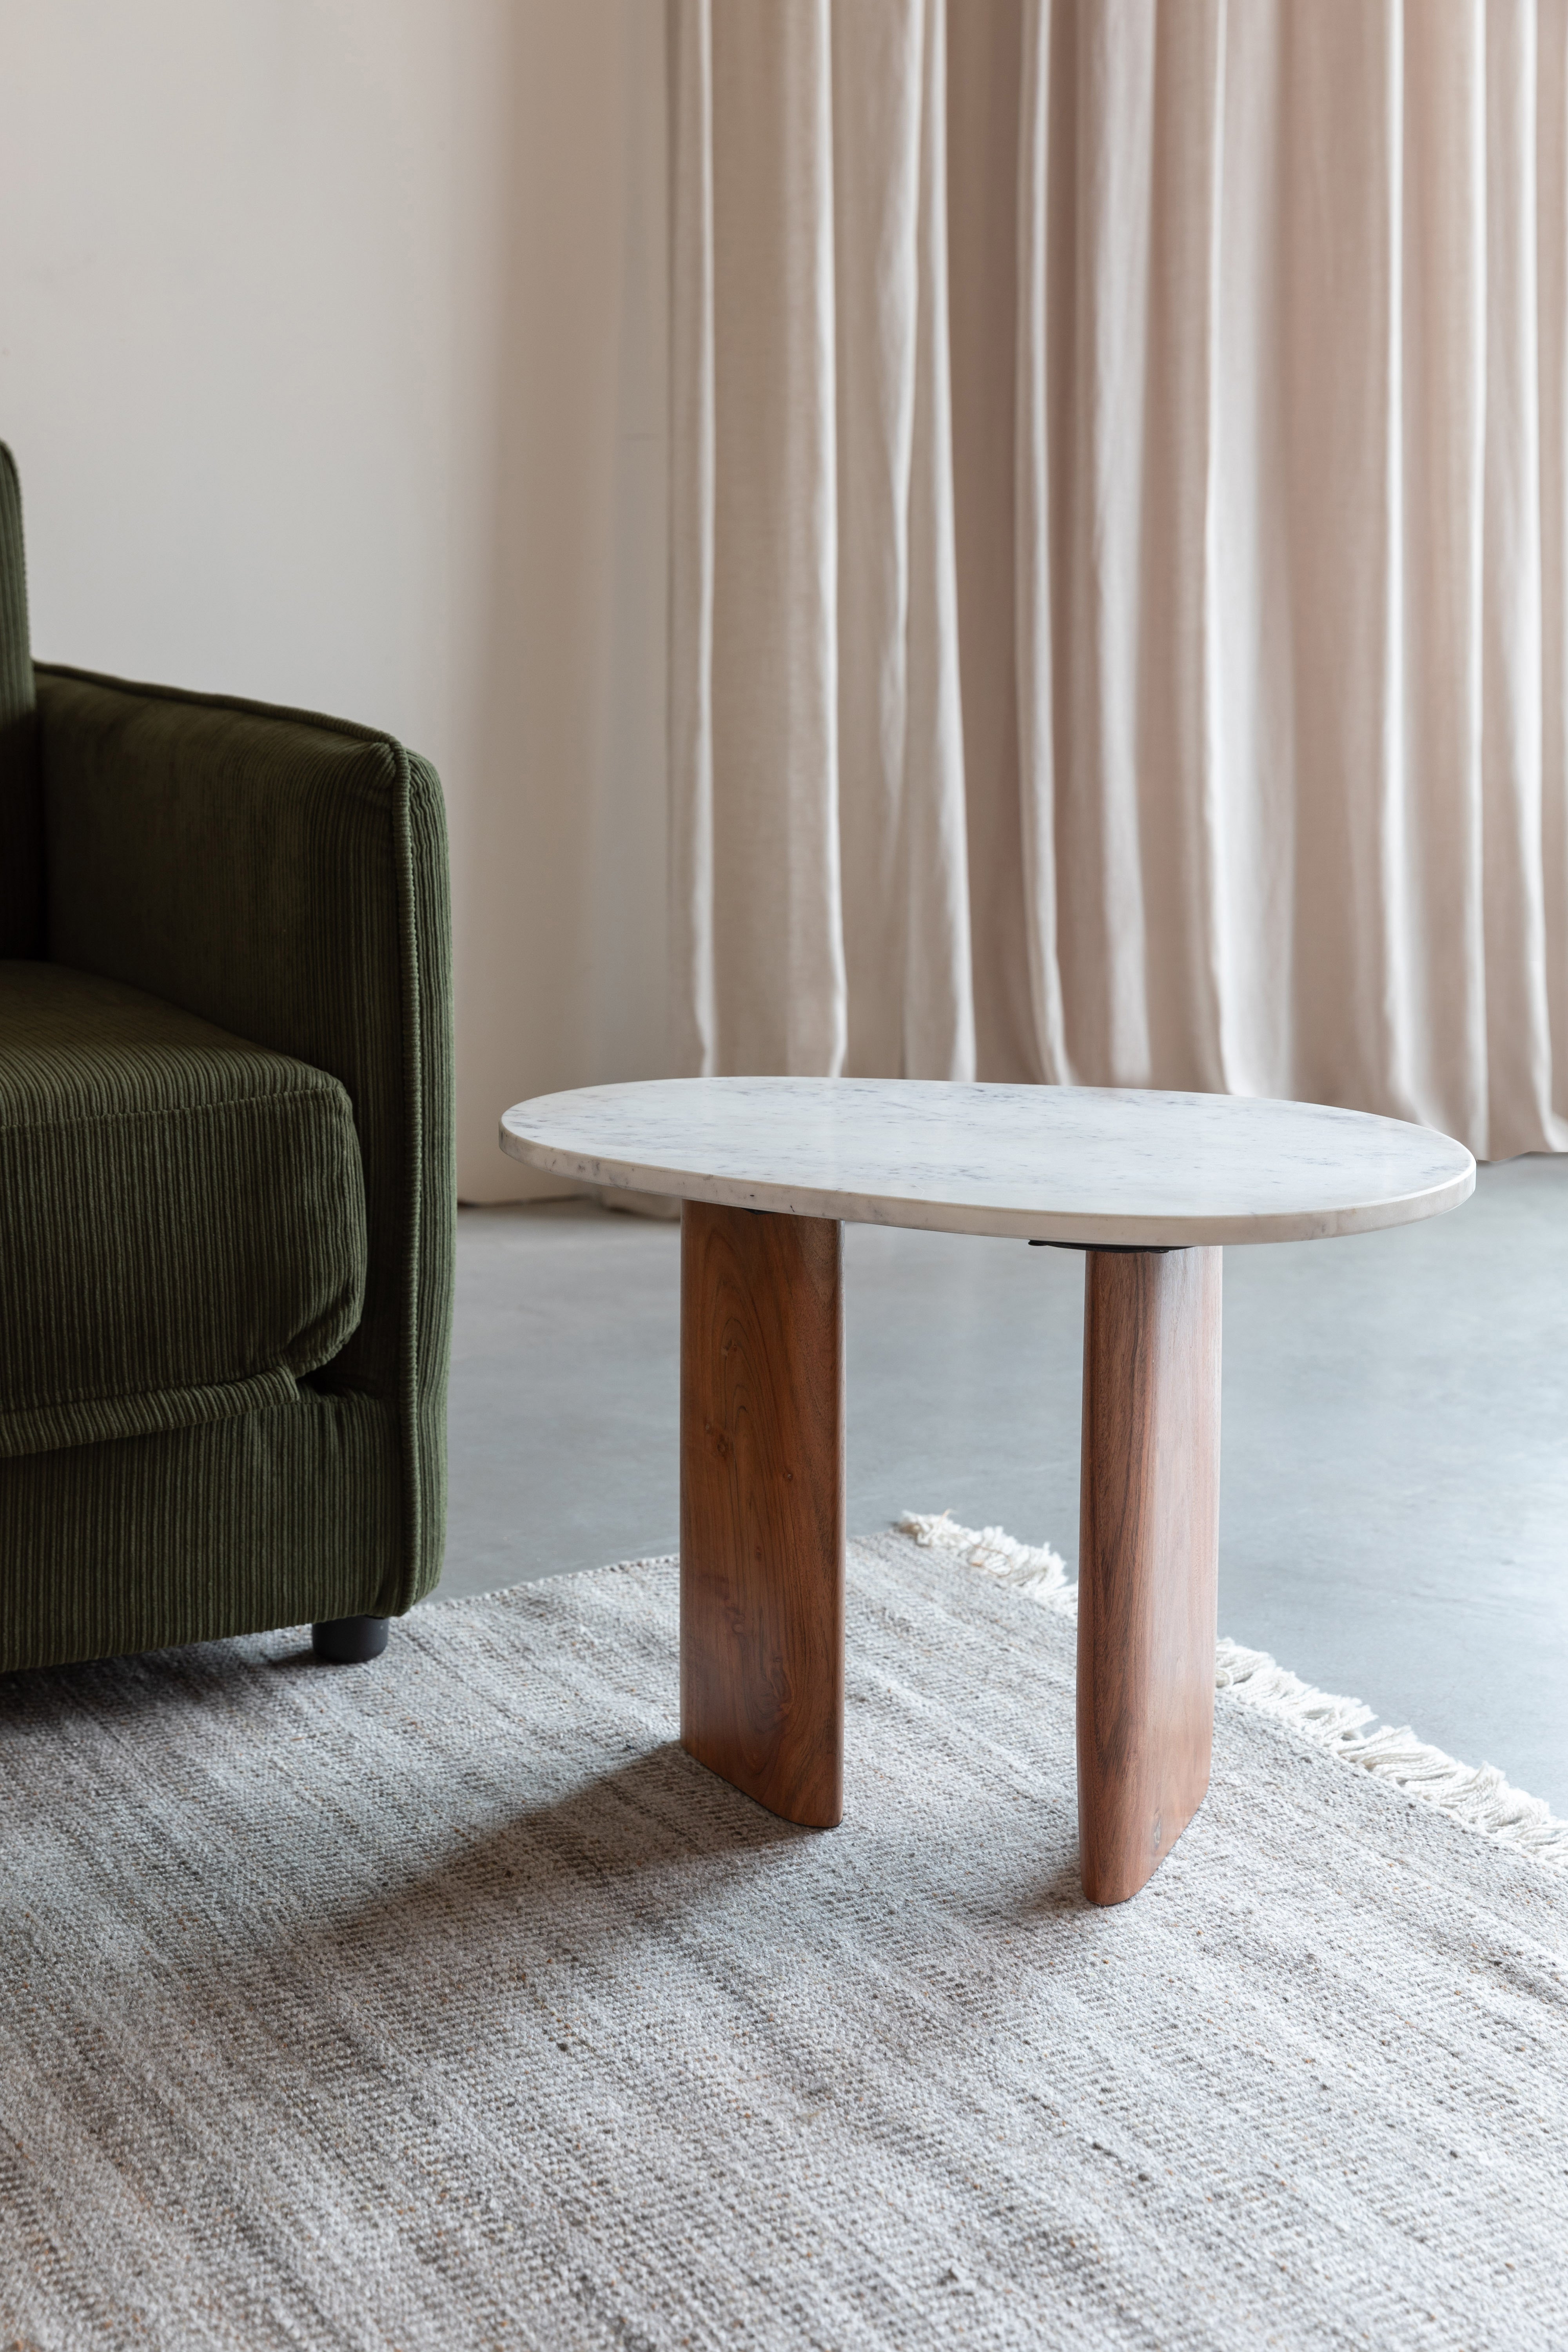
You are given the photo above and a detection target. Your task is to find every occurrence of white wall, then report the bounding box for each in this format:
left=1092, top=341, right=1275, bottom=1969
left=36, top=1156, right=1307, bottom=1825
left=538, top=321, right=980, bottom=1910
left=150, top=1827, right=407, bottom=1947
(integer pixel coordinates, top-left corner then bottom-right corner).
left=0, top=0, right=669, bottom=1200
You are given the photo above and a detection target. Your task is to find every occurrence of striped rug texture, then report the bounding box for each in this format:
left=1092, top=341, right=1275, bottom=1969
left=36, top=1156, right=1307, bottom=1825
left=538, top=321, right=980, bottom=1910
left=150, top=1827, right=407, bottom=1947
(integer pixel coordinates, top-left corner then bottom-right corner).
left=2, top=1530, right=1564, bottom=2352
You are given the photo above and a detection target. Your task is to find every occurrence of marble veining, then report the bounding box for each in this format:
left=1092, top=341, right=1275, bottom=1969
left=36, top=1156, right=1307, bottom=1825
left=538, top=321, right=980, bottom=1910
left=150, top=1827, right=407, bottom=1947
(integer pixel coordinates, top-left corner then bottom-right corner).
left=499, top=1078, right=1475, bottom=1246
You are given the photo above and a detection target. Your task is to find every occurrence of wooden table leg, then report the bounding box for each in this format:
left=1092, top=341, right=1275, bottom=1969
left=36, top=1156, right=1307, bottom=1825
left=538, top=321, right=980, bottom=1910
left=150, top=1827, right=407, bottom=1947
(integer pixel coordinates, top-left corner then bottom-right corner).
left=680, top=1200, right=845, bottom=1828
left=1077, top=1246, right=1221, bottom=1905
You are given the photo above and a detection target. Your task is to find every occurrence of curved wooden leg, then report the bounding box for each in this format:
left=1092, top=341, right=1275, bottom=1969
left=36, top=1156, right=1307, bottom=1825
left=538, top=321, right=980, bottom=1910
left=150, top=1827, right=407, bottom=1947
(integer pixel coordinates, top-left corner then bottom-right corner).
left=679, top=1201, right=845, bottom=1828
left=1077, top=1246, right=1221, bottom=1905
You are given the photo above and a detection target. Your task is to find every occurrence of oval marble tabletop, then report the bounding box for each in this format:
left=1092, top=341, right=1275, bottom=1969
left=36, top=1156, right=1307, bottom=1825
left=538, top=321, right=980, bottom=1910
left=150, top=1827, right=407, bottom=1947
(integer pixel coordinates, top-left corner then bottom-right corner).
left=500, top=1078, right=1475, bottom=1248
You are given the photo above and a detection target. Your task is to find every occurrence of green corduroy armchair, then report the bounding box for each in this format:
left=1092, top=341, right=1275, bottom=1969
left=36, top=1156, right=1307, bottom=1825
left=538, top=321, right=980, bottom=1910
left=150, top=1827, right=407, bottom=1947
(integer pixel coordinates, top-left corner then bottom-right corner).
left=0, top=443, right=453, bottom=1672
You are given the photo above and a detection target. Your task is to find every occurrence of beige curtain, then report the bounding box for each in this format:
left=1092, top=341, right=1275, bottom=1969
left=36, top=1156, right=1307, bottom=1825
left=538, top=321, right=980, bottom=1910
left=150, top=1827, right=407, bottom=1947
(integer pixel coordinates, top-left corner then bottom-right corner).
left=669, top=0, right=1568, bottom=1160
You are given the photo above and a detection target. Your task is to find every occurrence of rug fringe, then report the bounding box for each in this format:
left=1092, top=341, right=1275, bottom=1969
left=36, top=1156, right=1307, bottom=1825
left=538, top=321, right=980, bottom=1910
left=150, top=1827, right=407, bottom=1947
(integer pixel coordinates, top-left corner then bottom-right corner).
left=897, top=1509, right=1568, bottom=1873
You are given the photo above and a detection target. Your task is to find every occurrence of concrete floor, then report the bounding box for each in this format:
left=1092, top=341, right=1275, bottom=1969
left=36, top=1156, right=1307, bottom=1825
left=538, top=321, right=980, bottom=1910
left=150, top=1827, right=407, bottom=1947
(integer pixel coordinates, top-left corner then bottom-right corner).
left=443, top=1156, right=1568, bottom=1816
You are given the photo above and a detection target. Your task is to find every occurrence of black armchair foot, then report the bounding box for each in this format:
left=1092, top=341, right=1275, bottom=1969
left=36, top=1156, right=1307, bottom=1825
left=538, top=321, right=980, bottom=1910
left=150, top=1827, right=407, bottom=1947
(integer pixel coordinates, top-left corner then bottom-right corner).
left=312, top=1614, right=390, bottom=1664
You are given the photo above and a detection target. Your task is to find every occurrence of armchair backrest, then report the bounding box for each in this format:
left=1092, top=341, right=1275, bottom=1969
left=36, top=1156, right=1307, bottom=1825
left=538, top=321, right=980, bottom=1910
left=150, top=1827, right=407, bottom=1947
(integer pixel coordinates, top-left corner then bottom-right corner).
left=0, top=444, right=43, bottom=958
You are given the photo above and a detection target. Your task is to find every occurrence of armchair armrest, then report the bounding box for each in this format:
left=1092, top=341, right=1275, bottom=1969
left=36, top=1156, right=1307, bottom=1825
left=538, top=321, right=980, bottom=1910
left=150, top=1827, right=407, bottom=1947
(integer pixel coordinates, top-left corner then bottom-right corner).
left=34, top=664, right=454, bottom=1602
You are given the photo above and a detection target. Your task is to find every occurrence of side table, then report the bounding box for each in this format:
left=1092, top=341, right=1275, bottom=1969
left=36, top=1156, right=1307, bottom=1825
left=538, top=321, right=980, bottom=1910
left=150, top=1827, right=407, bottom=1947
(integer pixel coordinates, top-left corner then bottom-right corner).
left=501, top=1079, right=1473, bottom=1903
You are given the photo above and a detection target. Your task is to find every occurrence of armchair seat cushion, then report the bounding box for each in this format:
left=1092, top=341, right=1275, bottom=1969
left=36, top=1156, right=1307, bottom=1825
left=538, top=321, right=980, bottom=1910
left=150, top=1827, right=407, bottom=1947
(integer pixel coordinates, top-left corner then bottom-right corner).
left=0, top=960, right=367, bottom=1459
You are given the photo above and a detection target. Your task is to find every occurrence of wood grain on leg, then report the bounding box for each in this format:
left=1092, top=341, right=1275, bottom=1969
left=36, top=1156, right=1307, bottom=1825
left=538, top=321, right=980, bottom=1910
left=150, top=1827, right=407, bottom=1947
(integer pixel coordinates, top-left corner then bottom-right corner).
left=680, top=1201, right=845, bottom=1828
left=1077, top=1246, right=1221, bottom=1906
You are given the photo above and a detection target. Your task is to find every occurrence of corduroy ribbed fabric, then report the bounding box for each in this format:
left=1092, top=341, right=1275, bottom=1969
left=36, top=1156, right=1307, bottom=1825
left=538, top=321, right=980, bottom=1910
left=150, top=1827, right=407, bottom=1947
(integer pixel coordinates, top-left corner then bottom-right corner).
left=0, top=1391, right=402, bottom=1673
left=0, top=446, right=42, bottom=959
left=0, top=960, right=366, bottom=1460
left=0, top=440, right=452, bottom=1671
left=0, top=673, right=456, bottom=1663
left=38, top=673, right=423, bottom=1410
left=0, top=468, right=452, bottom=1670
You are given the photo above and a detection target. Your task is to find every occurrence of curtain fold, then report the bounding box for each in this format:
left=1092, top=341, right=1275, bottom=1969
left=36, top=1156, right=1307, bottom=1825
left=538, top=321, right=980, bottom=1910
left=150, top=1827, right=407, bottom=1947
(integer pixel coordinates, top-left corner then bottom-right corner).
left=670, top=0, right=1568, bottom=1158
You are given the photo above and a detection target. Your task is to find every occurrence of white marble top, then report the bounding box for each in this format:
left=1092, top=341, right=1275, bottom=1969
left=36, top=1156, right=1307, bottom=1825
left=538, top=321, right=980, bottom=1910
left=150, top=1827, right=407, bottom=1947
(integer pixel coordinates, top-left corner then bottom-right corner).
left=499, top=1078, right=1475, bottom=1247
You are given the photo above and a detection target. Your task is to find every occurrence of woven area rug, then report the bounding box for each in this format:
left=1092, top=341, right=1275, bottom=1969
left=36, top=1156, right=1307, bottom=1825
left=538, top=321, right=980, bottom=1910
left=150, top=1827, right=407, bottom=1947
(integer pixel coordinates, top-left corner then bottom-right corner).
left=2, top=1531, right=1565, bottom=2352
